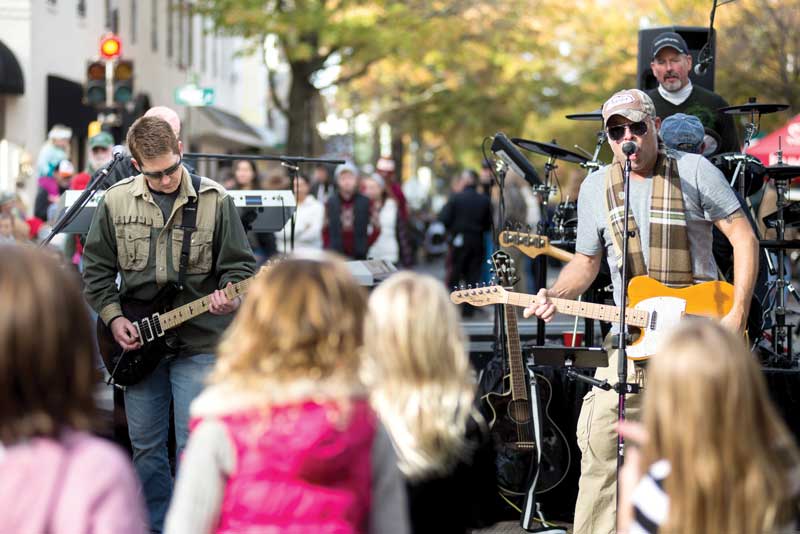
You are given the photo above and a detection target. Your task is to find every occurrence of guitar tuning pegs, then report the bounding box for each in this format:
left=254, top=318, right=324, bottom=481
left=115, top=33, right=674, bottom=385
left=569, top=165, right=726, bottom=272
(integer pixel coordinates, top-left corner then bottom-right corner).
left=467, top=284, right=472, bottom=289
left=526, top=224, right=532, bottom=233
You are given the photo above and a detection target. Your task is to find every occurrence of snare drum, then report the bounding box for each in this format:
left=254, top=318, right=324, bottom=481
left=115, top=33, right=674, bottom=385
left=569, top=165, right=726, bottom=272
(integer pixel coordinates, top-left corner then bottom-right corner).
left=710, top=152, right=766, bottom=197
left=552, top=201, right=578, bottom=243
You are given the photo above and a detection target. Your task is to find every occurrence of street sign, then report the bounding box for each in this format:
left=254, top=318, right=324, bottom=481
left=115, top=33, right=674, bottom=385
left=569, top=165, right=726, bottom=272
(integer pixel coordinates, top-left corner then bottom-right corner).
left=174, top=84, right=215, bottom=107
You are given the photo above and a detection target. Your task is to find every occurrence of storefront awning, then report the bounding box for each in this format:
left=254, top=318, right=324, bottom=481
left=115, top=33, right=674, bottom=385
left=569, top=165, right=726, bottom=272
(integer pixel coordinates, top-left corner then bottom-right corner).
left=0, top=40, right=23, bottom=95
left=190, top=106, right=270, bottom=149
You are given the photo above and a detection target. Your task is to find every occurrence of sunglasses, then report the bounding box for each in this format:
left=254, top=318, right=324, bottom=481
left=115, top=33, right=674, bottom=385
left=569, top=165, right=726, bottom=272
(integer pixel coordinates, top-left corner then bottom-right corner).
left=141, top=157, right=182, bottom=179
left=607, top=121, right=648, bottom=142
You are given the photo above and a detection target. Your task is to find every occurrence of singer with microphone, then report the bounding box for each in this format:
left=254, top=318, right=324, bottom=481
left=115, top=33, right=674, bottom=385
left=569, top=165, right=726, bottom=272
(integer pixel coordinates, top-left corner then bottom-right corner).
left=523, top=89, right=758, bottom=534
left=646, top=31, right=739, bottom=154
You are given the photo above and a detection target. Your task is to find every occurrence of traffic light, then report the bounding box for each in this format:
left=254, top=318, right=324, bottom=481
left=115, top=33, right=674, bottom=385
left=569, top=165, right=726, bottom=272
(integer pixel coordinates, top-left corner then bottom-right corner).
left=85, top=60, right=106, bottom=106
left=85, top=33, right=134, bottom=109
left=99, top=33, right=122, bottom=60
left=113, top=60, right=134, bottom=104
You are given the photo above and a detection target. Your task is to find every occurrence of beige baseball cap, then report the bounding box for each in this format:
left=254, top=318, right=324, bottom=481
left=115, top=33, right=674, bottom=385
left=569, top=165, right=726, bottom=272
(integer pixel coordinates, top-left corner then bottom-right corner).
left=601, top=89, right=656, bottom=127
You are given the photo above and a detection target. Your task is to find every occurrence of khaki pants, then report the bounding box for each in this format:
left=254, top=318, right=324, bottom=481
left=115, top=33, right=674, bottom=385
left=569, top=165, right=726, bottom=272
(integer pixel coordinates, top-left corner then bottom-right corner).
left=572, top=342, right=646, bottom=534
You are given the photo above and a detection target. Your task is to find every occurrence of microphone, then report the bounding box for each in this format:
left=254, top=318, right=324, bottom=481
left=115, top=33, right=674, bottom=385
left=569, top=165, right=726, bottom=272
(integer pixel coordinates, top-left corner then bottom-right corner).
left=490, top=132, right=540, bottom=187
left=694, top=60, right=710, bottom=76
left=111, top=145, right=126, bottom=159
left=622, top=141, right=638, bottom=156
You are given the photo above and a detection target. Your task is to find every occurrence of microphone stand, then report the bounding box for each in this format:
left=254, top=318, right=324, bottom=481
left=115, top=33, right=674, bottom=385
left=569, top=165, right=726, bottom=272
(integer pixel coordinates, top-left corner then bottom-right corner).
left=615, top=150, right=640, bottom=507
left=40, top=153, right=125, bottom=248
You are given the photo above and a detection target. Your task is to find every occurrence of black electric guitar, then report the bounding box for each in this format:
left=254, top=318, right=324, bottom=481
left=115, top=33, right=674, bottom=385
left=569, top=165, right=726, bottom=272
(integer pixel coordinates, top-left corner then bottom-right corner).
left=97, top=266, right=268, bottom=386
left=482, top=251, right=570, bottom=496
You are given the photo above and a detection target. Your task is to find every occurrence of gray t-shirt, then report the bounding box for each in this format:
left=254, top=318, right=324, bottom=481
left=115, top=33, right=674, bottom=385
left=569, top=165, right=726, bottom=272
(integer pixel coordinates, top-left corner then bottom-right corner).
left=576, top=150, right=741, bottom=306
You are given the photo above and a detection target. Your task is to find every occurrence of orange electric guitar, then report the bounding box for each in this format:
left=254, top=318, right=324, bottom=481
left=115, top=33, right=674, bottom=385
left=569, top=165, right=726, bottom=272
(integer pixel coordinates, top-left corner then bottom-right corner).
left=451, top=275, right=737, bottom=361
left=498, top=230, right=573, bottom=263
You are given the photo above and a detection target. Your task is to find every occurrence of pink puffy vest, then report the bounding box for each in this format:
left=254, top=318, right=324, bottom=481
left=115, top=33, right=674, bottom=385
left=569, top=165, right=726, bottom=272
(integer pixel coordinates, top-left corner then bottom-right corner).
left=193, top=399, right=377, bottom=534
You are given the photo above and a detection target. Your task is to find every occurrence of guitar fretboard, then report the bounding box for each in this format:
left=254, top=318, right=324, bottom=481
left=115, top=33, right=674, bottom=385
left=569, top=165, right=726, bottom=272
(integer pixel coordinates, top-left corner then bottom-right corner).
left=158, top=276, right=254, bottom=330
left=503, top=291, right=649, bottom=328
left=503, top=299, right=528, bottom=402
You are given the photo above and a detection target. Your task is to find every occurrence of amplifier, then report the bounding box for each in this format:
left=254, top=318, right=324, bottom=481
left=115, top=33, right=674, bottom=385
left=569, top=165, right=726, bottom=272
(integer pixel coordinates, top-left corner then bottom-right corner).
left=57, top=189, right=296, bottom=234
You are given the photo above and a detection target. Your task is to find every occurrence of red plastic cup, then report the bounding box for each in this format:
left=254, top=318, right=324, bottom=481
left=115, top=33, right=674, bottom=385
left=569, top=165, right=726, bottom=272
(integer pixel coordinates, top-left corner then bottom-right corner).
left=562, top=331, right=584, bottom=347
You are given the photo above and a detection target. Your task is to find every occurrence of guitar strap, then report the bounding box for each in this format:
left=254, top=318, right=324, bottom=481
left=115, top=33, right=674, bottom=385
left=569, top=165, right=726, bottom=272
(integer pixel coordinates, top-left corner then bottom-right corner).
left=175, top=174, right=202, bottom=291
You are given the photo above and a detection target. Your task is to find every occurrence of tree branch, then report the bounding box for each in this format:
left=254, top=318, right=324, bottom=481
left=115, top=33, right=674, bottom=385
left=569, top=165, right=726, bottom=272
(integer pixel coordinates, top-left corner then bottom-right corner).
left=315, top=56, right=382, bottom=90
left=267, top=66, right=289, bottom=116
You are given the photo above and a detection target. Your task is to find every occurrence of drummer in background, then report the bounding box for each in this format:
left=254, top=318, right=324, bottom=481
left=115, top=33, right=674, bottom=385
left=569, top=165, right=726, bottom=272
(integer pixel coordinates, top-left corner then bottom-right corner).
left=647, top=31, right=740, bottom=154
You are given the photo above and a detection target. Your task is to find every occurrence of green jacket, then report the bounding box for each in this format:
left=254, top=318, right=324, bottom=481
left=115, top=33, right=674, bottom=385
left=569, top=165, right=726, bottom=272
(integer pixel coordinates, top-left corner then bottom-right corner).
left=83, top=167, right=256, bottom=355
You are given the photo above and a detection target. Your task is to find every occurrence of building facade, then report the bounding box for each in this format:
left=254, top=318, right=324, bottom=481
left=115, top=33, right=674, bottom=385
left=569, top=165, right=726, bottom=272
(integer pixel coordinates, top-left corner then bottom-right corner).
left=0, top=0, right=287, bottom=195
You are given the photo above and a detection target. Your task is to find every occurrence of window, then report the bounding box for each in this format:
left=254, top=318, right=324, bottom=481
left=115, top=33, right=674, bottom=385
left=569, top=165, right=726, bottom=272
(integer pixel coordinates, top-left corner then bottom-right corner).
left=187, top=3, right=193, bottom=68
left=130, top=0, right=137, bottom=44
left=177, top=0, right=184, bottom=68
left=150, top=0, right=158, bottom=51
left=166, top=0, right=173, bottom=59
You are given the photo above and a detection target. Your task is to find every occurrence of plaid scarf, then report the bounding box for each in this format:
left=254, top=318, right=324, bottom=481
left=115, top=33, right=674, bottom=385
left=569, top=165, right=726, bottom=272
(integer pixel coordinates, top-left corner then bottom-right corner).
left=604, top=146, right=694, bottom=287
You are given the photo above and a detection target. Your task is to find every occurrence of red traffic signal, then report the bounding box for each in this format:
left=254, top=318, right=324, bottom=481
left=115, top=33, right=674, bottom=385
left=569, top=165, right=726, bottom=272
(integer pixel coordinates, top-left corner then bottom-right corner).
left=100, top=33, right=122, bottom=60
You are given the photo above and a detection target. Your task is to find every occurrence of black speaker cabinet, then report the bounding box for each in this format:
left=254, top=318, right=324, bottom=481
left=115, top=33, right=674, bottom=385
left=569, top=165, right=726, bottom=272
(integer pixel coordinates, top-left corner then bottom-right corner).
left=638, top=26, right=716, bottom=92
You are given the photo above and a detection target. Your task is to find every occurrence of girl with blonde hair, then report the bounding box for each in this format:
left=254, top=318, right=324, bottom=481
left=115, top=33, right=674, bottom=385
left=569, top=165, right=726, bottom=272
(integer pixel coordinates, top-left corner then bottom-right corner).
left=619, top=320, right=800, bottom=534
left=165, top=254, right=409, bottom=534
left=364, top=272, right=500, bottom=533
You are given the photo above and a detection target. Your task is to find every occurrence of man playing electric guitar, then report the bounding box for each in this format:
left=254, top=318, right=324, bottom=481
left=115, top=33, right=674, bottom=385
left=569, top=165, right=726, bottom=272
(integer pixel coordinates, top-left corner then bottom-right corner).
left=524, top=89, right=758, bottom=534
left=82, top=116, right=255, bottom=532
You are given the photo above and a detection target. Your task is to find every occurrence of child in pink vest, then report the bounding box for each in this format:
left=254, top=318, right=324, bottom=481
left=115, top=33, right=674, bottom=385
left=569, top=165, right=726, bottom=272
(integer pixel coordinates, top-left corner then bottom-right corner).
left=165, top=253, right=409, bottom=534
left=0, top=245, right=147, bottom=534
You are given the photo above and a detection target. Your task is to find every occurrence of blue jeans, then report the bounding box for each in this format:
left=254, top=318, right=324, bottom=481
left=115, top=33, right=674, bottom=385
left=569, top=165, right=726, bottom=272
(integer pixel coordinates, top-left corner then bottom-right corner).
left=124, top=352, right=215, bottom=533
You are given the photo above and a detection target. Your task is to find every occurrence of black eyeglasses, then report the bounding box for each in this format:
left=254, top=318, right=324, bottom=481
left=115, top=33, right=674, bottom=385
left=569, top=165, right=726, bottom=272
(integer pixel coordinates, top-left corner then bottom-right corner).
left=607, top=121, right=648, bottom=142
left=141, top=157, right=182, bottom=179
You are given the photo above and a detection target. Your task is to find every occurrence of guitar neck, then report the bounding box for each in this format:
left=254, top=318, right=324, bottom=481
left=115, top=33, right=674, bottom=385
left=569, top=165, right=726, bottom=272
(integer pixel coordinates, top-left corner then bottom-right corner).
left=503, top=302, right=529, bottom=401
left=503, top=291, right=649, bottom=328
left=157, top=276, right=254, bottom=330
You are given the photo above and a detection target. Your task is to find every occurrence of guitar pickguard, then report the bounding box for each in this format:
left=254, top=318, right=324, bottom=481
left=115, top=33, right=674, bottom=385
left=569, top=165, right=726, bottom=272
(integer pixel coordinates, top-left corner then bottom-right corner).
left=627, top=296, right=686, bottom=360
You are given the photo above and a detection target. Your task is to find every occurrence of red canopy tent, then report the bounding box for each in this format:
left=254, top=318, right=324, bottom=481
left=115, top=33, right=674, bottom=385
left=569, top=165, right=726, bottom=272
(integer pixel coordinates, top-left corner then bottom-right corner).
left=747, top=113, right=800, bottom=166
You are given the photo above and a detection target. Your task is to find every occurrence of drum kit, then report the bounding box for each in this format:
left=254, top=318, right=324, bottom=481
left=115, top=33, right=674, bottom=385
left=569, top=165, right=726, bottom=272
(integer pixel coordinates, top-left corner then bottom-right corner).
left=505, top=98, right=800, bottom=361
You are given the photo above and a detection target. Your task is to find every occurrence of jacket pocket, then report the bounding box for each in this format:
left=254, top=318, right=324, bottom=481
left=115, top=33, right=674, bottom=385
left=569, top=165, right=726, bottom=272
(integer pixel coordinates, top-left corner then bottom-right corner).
left=115, top=223, right=151, bottom=271
left=172, top=228, right=214, bottom=274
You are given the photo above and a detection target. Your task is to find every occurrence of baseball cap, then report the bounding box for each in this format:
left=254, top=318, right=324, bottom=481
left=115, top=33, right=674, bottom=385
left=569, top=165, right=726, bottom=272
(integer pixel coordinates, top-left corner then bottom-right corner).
left=57, top=160, right=75, bottom=177
left=651, top=31, right=690, bottom=58
left=334, top=162, right=359, bottom=179
left=660, top=113, right=705, bottom=153
left=89, top=131, right=114, bottom=149
left=602, top=89, right=657, bottom=127
left=376, top=156, right=395, bottom=173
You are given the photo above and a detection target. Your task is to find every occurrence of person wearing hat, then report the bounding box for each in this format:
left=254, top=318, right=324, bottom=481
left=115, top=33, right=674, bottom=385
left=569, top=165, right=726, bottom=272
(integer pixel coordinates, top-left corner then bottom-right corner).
left=646, top=30, right=739, bottom=155
left=524, top=89, right=758, bottom=534
left=322, top=163, right=381, bottom=260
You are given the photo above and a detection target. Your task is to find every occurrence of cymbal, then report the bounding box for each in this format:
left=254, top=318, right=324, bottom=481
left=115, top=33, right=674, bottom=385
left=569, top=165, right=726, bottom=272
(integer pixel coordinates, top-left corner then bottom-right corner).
left=719, top=102, right=789, bottom=115
left=565, top=109, right=603, bottom=121
left=512, top=138, right=589, bottom=164
left=764, top=164, right=800, bottom=180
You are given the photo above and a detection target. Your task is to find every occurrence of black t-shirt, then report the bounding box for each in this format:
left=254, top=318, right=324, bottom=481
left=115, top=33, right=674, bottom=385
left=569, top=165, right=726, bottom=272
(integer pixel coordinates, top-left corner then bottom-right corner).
left=647, top=85, right=740, bottom=154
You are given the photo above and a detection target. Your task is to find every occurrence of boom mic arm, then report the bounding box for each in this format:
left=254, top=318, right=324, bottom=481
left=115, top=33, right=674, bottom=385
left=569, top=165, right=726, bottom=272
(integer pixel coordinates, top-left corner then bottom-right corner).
left=491, top=132, right=541, bottom=187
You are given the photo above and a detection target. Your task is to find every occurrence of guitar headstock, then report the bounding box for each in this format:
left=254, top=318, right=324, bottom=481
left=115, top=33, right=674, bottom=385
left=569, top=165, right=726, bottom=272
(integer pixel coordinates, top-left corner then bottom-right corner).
left=491, top=250, right=519, bottom=288
left=450, top=284, right=509, bottom=307
left=499, top=229, right=550, bottom=250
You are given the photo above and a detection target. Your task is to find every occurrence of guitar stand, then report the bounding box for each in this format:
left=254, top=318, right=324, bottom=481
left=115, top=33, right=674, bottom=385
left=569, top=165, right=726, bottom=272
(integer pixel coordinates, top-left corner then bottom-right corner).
left=515, top=346, right=610, bottom=533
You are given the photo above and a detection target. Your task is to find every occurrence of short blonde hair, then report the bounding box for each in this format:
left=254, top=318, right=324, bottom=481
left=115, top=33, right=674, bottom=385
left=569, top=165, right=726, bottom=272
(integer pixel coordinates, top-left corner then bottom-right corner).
left=642, top=320, right=800, bottom=533
left=212, top=254, right=367, bottom=395
left=363, top=272, right=475, bottom=480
